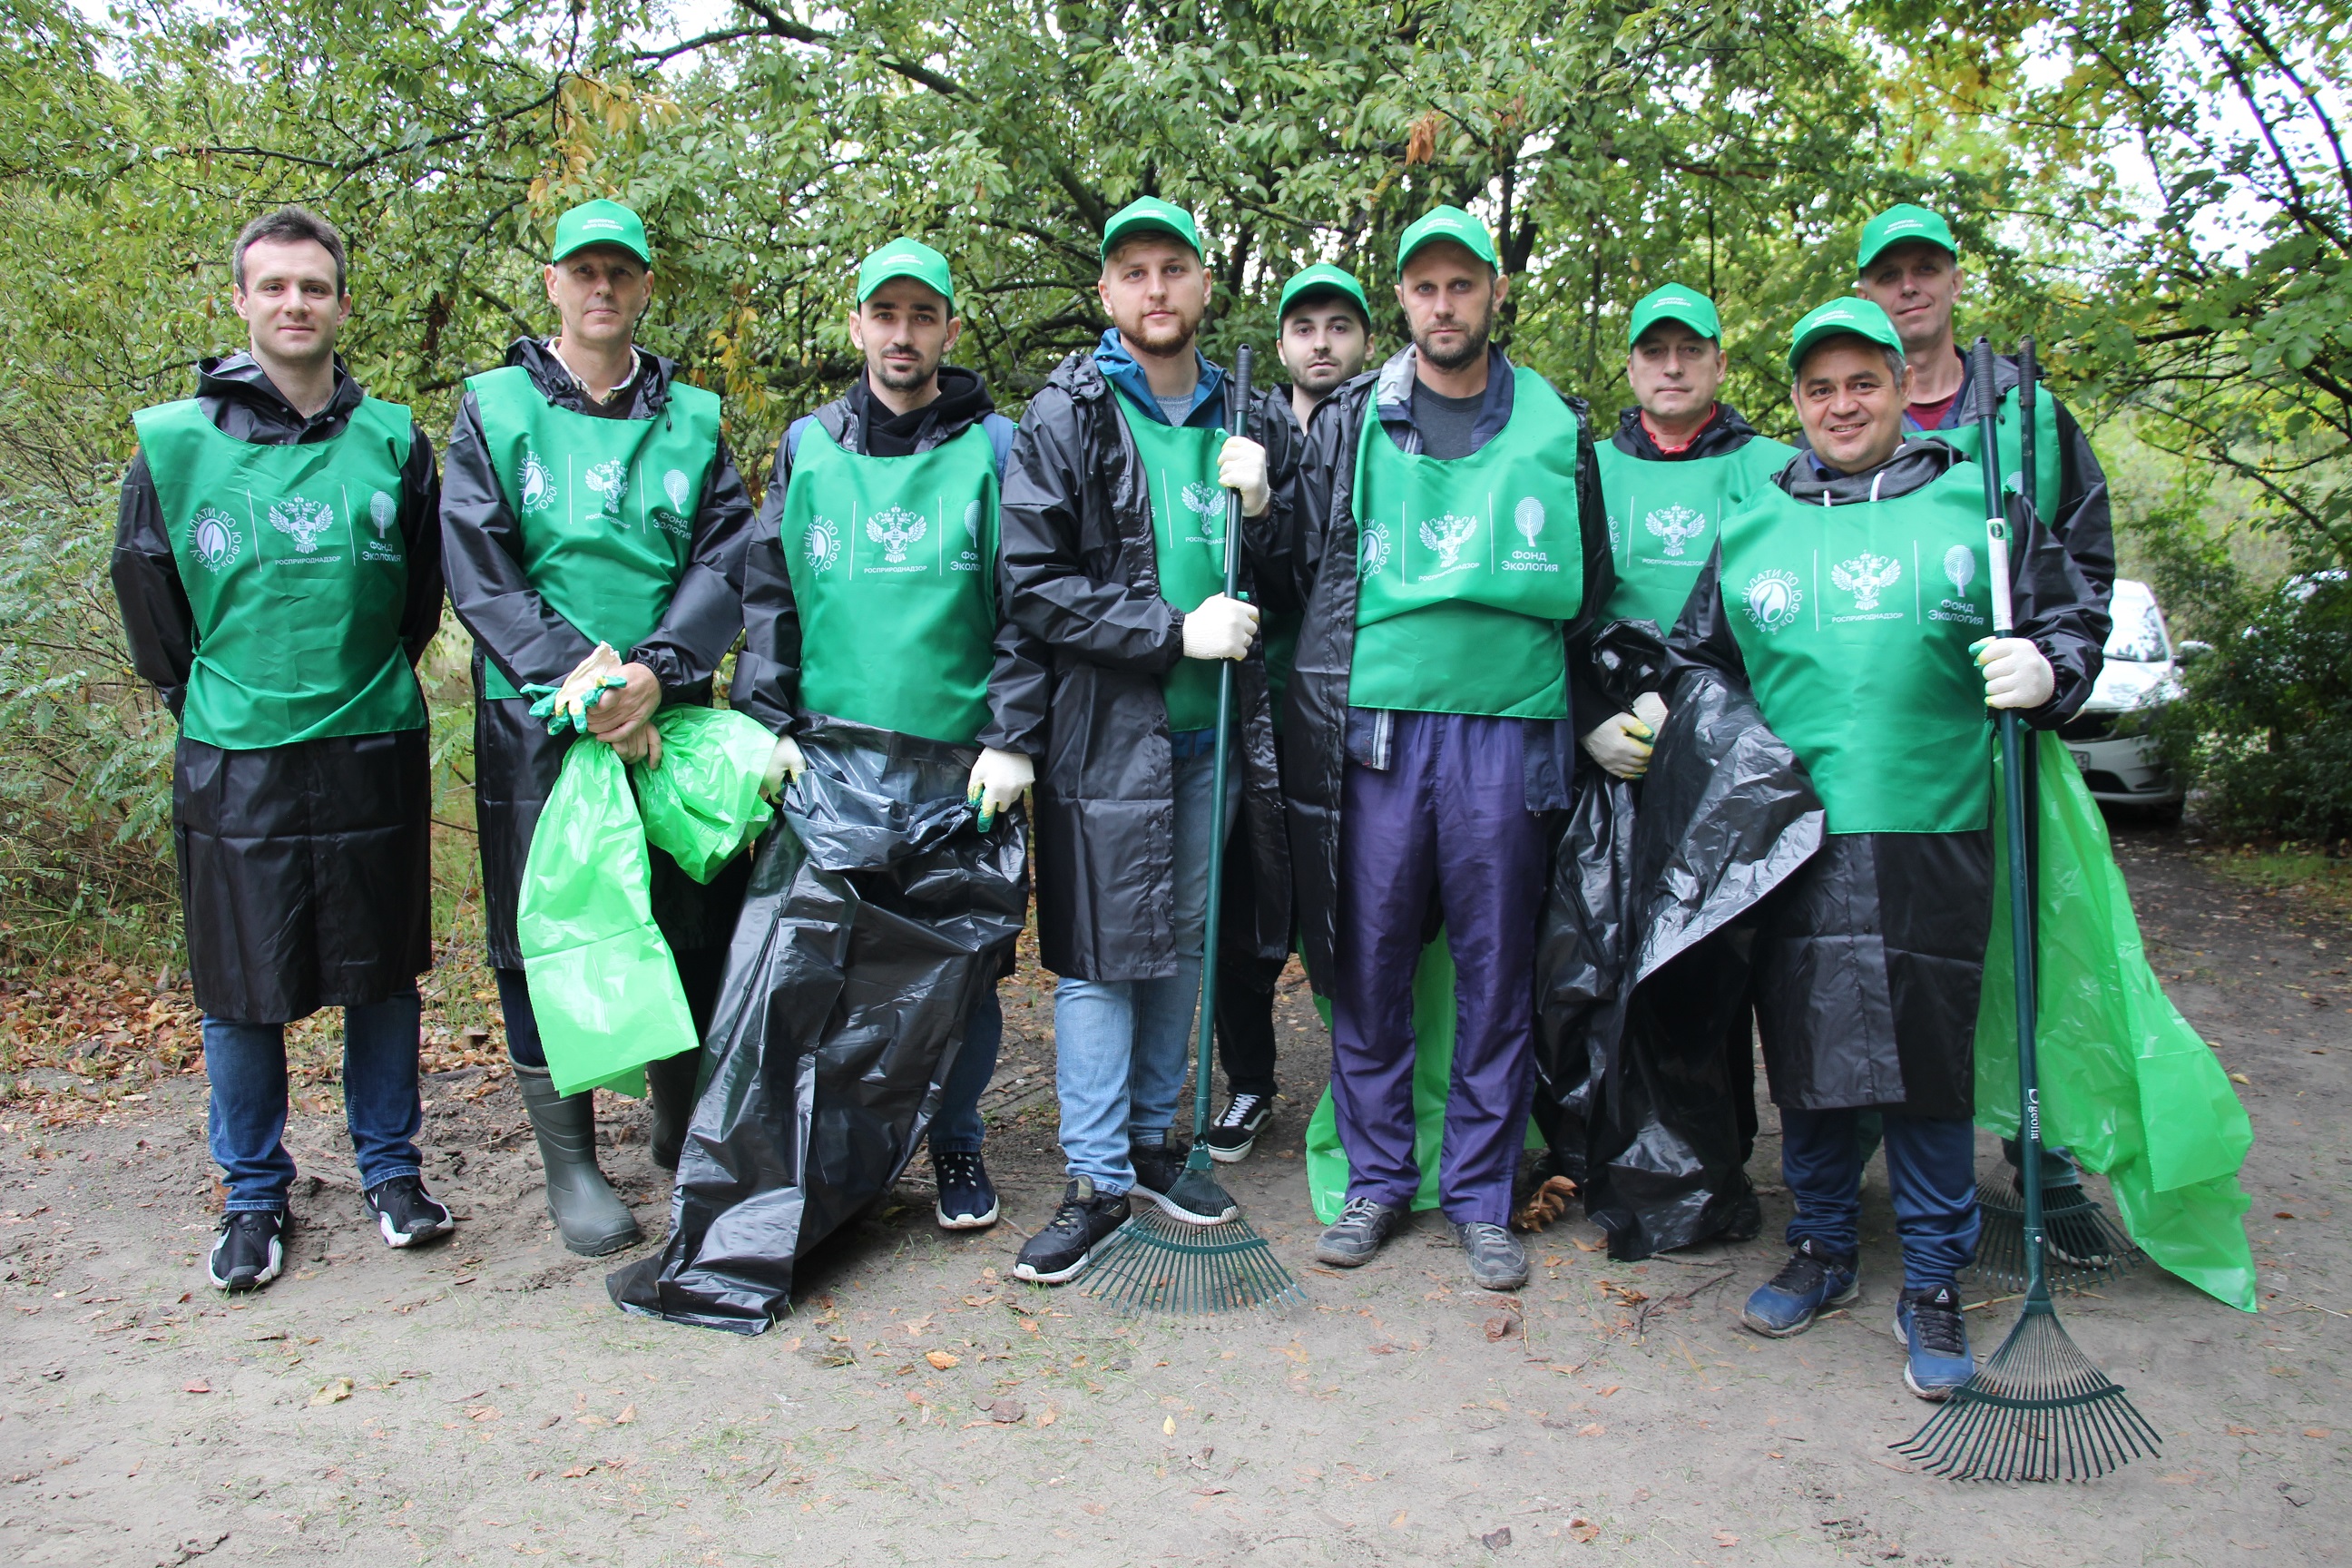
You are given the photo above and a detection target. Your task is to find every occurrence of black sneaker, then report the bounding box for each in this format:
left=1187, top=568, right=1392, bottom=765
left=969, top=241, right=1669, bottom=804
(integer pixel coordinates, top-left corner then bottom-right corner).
left=1314, top=1196, right=1400, bottom=1267
left=1128, top=1142, right=1238, bottom=1225
left=207, top=1210, right=287, bottom=1292
left=933, top=1149, right=1000, bottom=1231
left=364, top=1175, right=454, bottom=1249
left=1202, top=1092, right=1274, bottom=1163
left=1012, top=1177, right=1131, bottom=1285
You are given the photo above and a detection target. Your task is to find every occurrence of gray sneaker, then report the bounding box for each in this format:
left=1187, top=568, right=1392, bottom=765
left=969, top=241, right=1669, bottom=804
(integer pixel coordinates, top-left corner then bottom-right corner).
left=1455, top=1220, right=1529, bottom=1291
left=1314, top=1197, right=1401, bottom=1267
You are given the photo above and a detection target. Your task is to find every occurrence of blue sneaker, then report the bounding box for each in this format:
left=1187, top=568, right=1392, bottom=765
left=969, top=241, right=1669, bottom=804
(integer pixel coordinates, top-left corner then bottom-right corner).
left=1741, top=1239, right=1859, bottom=1338
left=1893, top=1283, right=1975, bottom=1400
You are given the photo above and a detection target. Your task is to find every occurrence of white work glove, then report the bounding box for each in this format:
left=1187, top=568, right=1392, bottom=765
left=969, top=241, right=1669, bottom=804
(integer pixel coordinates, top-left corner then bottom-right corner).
left=1180, top=593, right=1260, bottom=661
left=1632, top=691, right=1669, bottom=733
left=760, top=734, right=806, bottom=802
left=965, top=747, right=1034, bottom=830
left=550, top=642, right=626, bottom=730
left=1973, top=637, right=2055, bottom=710
left=1581, top=710, right=1656, bottom=779
left=1218, top=436, right=1271, bottom=518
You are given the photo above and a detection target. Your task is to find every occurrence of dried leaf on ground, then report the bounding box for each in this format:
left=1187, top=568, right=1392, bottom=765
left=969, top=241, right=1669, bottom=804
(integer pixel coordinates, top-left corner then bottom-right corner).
left=1511, top=1175, right=1579, bottom=1232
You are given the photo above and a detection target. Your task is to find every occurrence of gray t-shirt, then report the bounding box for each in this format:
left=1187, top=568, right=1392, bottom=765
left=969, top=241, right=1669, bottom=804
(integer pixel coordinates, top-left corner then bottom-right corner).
left=1410, top=382, right=1485, bottom=459
left=1156, top=393, right=1198, bottom=428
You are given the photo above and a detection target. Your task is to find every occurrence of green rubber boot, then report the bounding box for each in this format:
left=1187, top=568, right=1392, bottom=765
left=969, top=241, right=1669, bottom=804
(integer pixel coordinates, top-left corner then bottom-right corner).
left=514, top=1063, right=642, bottom=1257
left=644, top=1049, right=701, bottom=1172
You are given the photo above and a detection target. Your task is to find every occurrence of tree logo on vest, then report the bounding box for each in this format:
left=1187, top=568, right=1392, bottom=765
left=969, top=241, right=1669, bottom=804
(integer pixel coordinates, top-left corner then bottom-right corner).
left=1741, top=569, right=1802, bottom=632
left=1932, top=544, right=1987, bottom=625
left=518, top=451, right=556, bottom=514
left=1644, top=504, right=1705, bottom=558
left=1418, top=513, right=1479, bottom=574
left=1181, top=481, right=1227, bottom=544
left=1359, top=516, right=1392, bottom=578
left=650, top=469, right=691, bottom=538
left=1504, top=496, right=1559, bottom=574
left=956, top=500, right=983, bottom=572
left=806, top=516, right=841, bottom=572
left=867, top=505, right=927, bottom=565
left=361, top=490, right=402, bottom=563
left=584, top=459, right=629, bottom=518
left=191, top=505, right=242, bottom=573
left=270, top=496, right=335, bottom=554
left=1830, top=552, right=1901, bottom=612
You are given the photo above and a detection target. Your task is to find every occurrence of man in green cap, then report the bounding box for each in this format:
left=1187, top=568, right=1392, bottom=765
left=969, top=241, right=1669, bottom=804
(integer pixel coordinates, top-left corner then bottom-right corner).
left=441, top=196, right=758, bottom=1256
left=114, top=205, right=451, bottom=1292
left=1284, top=205, right=1615, bottom=1291
left=1585, top=283, right=1796, bottom=783
left=998, top=196, right=1295, bottom=1284
left=1666, top=298, right=2106, bottom=1399
left=735, top=236, right=1042, bottom=1231
left=1196, top=260, right=1375, bottom=1165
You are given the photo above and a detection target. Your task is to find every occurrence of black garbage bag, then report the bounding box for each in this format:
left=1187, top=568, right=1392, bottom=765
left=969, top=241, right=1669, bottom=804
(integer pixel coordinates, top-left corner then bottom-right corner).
left=607, top=719, right=1028, bottom=1333
left=1576, top=668, right=1824, bottom=1259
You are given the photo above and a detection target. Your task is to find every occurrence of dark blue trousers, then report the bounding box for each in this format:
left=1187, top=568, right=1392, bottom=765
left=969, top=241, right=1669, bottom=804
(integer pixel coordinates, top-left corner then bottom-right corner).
left=1330, top=711, right=1546, bottom=1227
left=1781, top=1105, right=1979, bottom=1289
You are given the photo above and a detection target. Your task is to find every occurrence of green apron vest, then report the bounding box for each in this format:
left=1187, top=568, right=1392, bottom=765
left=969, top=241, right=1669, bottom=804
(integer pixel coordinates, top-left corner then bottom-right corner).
left=1596, top=434, right=1795, bottom=632
left=132, top=395, right=425, bottom=750
left=1348, top=368, right=1587, bottom=718
left=1114, top=394, right=1230, bottom=731
left=1718, top=462, right=1999, bottom=834
left=466, top=364, right=722, bottom=701
left=1927, top=384, right=2064, bottom=528
left=776, top=422, right=1000, bottom=744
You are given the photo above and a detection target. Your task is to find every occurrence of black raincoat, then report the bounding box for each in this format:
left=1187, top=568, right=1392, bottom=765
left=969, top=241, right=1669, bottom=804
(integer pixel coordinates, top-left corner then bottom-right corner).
left=113, top=355, right=444, bottom=1023
left=440, top=338, right=760, bottom=969
left=997, top=349, right=1292, bottom=982
left=1279, top=345, right=1618, bottom=994
left=1606, top=401, right=1774, bottom=464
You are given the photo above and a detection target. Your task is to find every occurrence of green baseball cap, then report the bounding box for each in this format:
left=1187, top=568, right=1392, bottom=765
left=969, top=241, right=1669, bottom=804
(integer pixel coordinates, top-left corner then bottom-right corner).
left=1278, top=263, right=1372, bottom=326
left=551, top=199, right=652, bottom=266
left=1856, top=202, right=1958, bottom=271
left=1396, top=205, right=1498, bottom=272
left=1787, top=297, right=1905, bottom=375
left=857, top=237, right=956, bottom=311
left=1627, top=283, right=1720, bottom=347
left=1100, top=197, right=1201, bottom=261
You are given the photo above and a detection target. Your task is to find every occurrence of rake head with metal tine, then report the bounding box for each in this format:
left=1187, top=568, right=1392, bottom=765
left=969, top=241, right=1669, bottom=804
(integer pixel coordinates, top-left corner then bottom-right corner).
left=1083, top=1201, right=1304, bottom=1318
left=1894, top=1298, right=2163, bottom=1481
left=1968, top=1173, right=2141, bottom=1294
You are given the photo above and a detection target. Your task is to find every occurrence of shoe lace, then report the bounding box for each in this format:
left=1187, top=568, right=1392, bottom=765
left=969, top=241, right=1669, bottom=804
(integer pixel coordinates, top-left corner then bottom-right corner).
left=1765, top=1252, right=1826, bottom=1294
left=1215, top=1093, right=1264, bottom=1129
left=1908, top=1296, right=1967, bottom=1356
left=1044, top=1191, right=1097, bottom=1238
left=936, top=1151, right=980, bottom=1185
left=1336, top=1196, right=1386, bottom=1231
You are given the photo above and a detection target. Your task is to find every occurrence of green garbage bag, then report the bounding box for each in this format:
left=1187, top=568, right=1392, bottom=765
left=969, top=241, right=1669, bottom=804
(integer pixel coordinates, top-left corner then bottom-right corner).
left=1974, top=732, right=2258, bottom=1312
left=516, top=707, right=775, bottom=1099
left=1305, top=936, right=1543, bottom=1225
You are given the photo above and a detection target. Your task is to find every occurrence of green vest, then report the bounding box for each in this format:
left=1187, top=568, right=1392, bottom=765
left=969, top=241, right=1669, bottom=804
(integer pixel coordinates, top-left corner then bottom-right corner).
left=776, top=422, right=1001, bottom=744
left=132, top=395, right=425, bottom=750
left=1925, top=383, right=2064, bottom=527
left=1113, top=394, right=1230, bottom=731
left=1719, top=461, right=1998, bottom=835
left=1596, top=432, right=1796, bottom=632
left=466, top=364, right=723, bottom=701
left=1348, top=368, right=1587, bottom=719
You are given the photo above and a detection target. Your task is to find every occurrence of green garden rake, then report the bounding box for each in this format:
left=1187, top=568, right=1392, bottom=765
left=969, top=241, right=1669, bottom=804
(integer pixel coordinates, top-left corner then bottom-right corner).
left=1896, top=339, right=2161, bottom=1481
left=1084, top=344, right=1303, bottom=1318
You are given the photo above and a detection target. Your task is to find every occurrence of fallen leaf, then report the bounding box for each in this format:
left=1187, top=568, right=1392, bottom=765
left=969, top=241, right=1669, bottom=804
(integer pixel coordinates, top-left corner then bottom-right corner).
left=1481, top=1525, right=1513, bottom=1549
left=1544, top=1257, right=1564, bottom=1267
left=1511, top=1175, right=1579, bottom=1232
left=466, top=1406, right=498, bottom=1422
left=309, top=1377, right=353, bottom=1406
left=182, top=1379, right=211, bottom=1395
left=2275, top=1211, right=2297, bottom=1220
left=560, top=1465, right=593, bottom=1479
left=1367, top=1342, right=1398, bottom=1356
left=2230, top=1073, right=2249, bottom=1083
left=1714, top=1531, right=1739, bottom=1548
left=614, top=1404, right=635, bottom=1424
left=1192, top=1485, right=1230, bottom=1496
left=925, top=1351, right=960, bottom=1371
left=1035, top=1406, right=1056, bottom=1427
left=538, top=1415, right=561, bottom=1429
left=1483, top=1314, right=1517, bottom=1342
left=1595, top=1385, right=1620, bottom=1397
left=2304, top=1427, right=2331, bottom=1438
left=1571, top=1521, right=1600, bottom=1544
left=1390, top=1510, right=1409, bottom=1529
left=1162, top=1415, right=1177, bottom=1436
left=1579, top=1423, right=1605, bottom=1436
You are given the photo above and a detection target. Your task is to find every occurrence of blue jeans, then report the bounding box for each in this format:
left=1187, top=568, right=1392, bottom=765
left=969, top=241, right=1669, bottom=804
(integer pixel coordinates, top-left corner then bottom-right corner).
left=929, top=989, right=1003, bottom=1155
left=203, top=987, right=425, bottom=1212
left=1781, top=1105, right=1980, bottom=1289
left=1053, top=740, right=1236, bottom=1193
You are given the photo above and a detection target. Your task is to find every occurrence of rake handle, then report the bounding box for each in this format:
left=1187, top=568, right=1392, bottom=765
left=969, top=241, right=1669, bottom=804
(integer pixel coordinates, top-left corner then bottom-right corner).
left=1190, top=345, right=1253, bottom=1161
left=1970, top=336, right=2050, bottom=1308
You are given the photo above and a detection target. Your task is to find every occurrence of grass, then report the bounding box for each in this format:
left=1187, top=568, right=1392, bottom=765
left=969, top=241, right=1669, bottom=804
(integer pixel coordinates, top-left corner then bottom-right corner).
left=2199, top=845, right=2352, bottom=922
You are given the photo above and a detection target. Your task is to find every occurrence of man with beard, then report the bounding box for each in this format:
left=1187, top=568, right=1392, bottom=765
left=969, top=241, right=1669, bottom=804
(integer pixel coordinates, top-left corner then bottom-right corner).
left=734, top=237, right=1044, bottom=1231
left=441, top=199, right=758, bottom=1257
left=1285, top=207, right=1614, bottom=1291
left=1671, top=299, right=2104, bottom=1398
left=998, top=198, right=1292, bottom=1284
left=1201, top=261, right=1374, bottom=1163
left=115, top=206, right=448, bottom=1291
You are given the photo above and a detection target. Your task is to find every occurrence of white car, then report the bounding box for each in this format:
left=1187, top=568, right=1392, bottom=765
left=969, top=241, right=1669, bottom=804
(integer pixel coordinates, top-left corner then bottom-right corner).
left=2056, top=578, right=2200, bottom=819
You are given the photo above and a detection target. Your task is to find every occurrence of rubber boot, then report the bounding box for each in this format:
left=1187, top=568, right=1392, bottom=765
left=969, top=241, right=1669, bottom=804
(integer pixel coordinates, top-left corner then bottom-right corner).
left=644, top=1049, right=701, bottom=1172
left=513, top=1063, right=642, bottom=1257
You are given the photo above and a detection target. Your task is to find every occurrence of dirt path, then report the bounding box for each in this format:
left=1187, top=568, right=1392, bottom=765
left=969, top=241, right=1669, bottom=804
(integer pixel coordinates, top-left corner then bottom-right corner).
left=4, top=828, right=2346, bottom=1566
